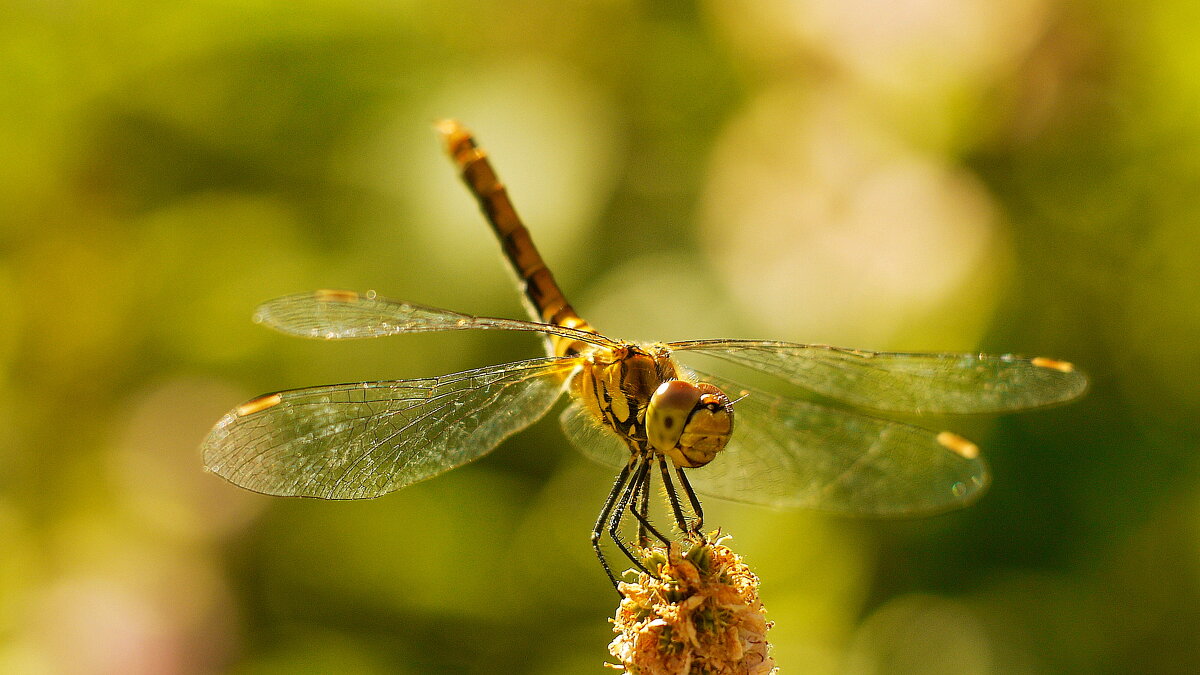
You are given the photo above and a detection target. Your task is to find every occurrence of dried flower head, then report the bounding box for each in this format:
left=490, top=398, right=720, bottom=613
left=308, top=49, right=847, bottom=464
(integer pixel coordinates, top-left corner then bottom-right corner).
left=607, top=537, right=776, bottom=675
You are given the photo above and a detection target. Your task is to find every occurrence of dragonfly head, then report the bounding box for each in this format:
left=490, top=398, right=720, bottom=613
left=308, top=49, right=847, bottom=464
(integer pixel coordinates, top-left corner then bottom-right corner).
left=646, top=379, right=734, bottom=468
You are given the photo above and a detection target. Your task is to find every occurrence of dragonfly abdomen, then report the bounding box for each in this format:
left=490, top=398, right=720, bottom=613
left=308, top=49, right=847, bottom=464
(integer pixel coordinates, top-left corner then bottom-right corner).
left=437, top=120, right=594, bottom=358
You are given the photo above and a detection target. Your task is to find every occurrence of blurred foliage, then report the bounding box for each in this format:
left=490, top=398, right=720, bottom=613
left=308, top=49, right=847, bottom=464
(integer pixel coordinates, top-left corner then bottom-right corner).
left=2, top=0, right=1199, bottom=673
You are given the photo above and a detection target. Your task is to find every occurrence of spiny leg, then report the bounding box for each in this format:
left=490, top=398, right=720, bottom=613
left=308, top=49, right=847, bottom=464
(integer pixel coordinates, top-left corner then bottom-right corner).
left=675, top=465, right=705, bottom=537
left=658, top=455, right=700, bottom=540
left=628, top=457, right=672, bottom=549
left=605, top=456, right=656, bottom=579
left=634, top=459, right=652, bottom=548
left=591, top=459, right=635, bottom=588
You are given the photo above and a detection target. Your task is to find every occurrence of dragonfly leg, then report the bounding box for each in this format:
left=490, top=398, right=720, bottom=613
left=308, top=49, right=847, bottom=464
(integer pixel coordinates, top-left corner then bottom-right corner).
left=629, top=460, right=672, bottom=548
left=675, top=465, right=705, bottom=537
left=605, top=457, right=656, bottom=580
left=659, top=456, right=701, bottom=540
left=634, top=461, right=652, bottom=548
left=591, top=456, right=655, bottom=590
left=592, top=459, right=635, bottom=589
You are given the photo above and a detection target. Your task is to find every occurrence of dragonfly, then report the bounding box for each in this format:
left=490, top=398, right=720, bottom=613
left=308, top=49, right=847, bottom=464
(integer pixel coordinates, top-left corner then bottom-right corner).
left=202, top=120, right=1088, bottom=586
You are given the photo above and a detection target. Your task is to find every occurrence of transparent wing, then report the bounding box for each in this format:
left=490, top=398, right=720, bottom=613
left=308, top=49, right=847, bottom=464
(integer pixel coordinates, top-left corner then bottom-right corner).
left=559, top=374, right=988, bottom=515
left=668, top=339, right=1087, bottom=414
left=255, top=289, right=619, bottom=348
left=560, top=400, right=630, bottom=469
left=202, top=357, right=578, bottom=499
left=685, top=370, right=988, bottom=514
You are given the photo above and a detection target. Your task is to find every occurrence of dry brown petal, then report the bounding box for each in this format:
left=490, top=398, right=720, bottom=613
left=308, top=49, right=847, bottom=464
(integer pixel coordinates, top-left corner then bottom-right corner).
left=607, top=538, right=777, bottom=675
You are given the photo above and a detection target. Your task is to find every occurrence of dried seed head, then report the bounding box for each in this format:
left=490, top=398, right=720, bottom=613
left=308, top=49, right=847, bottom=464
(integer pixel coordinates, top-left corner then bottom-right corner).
left=607, top=538, right=776, bottom=675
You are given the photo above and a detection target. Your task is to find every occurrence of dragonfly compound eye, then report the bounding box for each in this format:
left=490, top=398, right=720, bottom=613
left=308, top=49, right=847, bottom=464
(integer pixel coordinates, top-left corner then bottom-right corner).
left=647, top=380, right=735, bottom=468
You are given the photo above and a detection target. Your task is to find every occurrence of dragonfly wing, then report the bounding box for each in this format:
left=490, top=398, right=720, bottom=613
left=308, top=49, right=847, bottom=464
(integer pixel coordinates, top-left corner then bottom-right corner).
left=255, top=290, right=618, bottom=347
left=681, top=370, right=989, bottom=515
left=669, top=340, right=1087, bottom=414
left=202, top=358, right=576, bottom=499
left=559, top=400, right=630, bottom=471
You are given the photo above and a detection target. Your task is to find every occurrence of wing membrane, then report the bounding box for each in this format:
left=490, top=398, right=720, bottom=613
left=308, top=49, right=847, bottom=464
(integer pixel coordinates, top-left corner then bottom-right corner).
left=682, top=370, right=989, bottom=514
left=559, top=372, right=987, bottom=515
left=560, top=400, right=629, bottom=469
left=669, top=339, right=1087, bottom=414
left=202, top=357, right=577, bottom=499
left=256, top=290, right=619, bottom=348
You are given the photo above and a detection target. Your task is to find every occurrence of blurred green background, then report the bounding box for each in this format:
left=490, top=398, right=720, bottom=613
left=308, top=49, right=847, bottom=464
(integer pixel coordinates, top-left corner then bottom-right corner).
left=3, top=1, right=1199, bottom=673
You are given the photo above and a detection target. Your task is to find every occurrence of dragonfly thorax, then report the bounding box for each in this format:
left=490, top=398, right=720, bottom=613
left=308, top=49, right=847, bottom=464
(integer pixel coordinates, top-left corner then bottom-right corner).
left=573, top=344, right=735, bottom=468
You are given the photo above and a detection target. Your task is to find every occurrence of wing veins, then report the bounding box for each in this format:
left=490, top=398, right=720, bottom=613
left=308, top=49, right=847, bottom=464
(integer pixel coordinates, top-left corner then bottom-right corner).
left=672, top=339, right=1085, bottom=413
left=322, top=361, right=570, bottom=494
left=205, top=357, right=576, bottom=498
left=257, top=291, right=622, bottom=349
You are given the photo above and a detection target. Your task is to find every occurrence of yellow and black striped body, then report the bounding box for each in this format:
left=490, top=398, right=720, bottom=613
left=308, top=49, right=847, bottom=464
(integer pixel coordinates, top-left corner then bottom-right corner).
left=437, top=119, right=734, bottom=473
left=571, top=343, right=679, bottom=449
left=437, top=120, right=594, bottom=358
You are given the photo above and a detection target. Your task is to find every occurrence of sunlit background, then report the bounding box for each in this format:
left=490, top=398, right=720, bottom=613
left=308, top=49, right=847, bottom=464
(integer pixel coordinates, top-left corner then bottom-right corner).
left=3, top=1, right=1199, bottom=673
